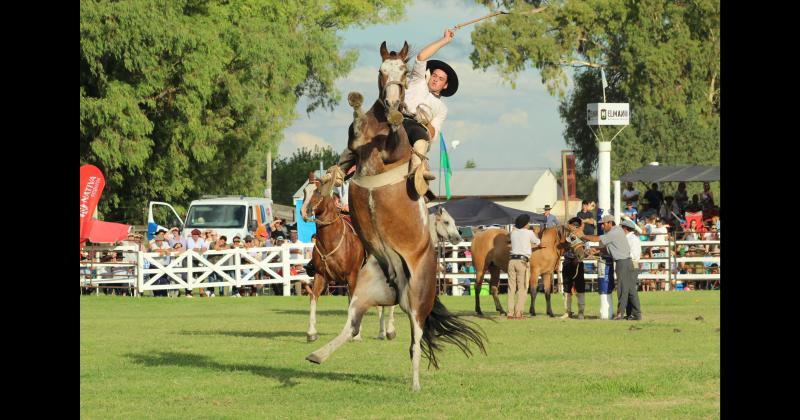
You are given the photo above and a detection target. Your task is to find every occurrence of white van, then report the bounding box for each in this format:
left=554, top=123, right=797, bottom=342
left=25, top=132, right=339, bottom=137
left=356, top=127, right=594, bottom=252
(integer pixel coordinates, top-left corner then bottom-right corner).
left=148, top=196, right=274, bottom=242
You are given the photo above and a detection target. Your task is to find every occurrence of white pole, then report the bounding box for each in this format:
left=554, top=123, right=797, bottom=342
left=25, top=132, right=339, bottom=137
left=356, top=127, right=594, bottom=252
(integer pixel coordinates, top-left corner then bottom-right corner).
left=597, top=141, right=613, bottom=320
left=597, top=141, right=612, bottom=223
left=613, top=180, right=621, bottom=225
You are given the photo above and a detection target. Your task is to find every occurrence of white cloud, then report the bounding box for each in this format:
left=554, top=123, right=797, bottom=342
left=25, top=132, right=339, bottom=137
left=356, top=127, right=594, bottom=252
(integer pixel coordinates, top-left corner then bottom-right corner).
left=278, top=132, right=335, bottom=158
left=498, top=110, right=529, bottom=126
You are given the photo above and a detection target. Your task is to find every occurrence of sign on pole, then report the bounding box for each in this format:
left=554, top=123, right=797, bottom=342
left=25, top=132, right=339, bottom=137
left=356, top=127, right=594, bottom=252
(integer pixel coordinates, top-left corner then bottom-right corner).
left=587, top=103, right=630, bottom=126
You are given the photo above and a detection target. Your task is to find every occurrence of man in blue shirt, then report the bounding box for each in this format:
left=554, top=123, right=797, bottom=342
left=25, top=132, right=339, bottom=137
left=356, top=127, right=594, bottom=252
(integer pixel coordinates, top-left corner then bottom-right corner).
left=543, top=205, right=559, bottom=228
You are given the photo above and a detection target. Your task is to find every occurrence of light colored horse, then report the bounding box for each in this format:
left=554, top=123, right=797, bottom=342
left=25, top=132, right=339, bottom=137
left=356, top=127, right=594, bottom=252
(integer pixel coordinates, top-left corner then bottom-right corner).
left=306, top=42, right=485, bottom=392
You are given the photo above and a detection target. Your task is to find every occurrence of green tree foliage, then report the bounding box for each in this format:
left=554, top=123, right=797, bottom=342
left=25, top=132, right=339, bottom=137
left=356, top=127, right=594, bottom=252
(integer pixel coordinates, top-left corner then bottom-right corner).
left=470, top=0, right=719, bottom=182
left=80, top=0, right=404, bottom=223
left=464, top=159, right=477, bottom=169
left=271, top=146, right=340, bottom=206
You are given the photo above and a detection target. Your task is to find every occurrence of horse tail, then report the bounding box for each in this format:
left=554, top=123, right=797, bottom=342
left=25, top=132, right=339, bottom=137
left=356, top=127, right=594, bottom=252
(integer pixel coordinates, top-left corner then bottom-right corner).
left=420, top=296, right=487, bottom=369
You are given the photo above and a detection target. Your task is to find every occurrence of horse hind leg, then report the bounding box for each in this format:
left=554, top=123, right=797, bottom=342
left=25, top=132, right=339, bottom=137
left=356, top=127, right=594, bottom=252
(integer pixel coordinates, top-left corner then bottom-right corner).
left=307, top=273, right=326, bottom=342
left=306, top=256, right=393, bottom=364
left=488, top=265, right=506, bottom=316
left=377, top=305, right=397, bottom=340
left=544, top=272, right=555, bottom=317
left=385, top=305, right=397, bottom=340
left=474, top=266, right=485, bottom=315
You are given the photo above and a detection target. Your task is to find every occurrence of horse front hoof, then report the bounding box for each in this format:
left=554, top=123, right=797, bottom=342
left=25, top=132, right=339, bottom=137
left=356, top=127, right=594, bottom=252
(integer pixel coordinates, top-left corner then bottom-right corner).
left=306, top=333, right=318, bottom=343
left=386, top=331, right=397, bottom=340
left=529, top=312, right=536, bottom=317
left=348, top=92, right=363, bottom=108
left=305, top=353, right=323, bottom=364
left=388, top=110, right=403, bottom=127
left=499, top=310, right=507, bottom=316
left=476, top=310, right=483, bottom=316
left=547, top=312, right=555, bottom=318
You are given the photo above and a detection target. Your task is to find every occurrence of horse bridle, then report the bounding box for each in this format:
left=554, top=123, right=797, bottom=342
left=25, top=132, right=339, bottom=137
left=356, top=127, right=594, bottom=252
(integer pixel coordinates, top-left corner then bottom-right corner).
left=380, top=78, right=409, bottom=114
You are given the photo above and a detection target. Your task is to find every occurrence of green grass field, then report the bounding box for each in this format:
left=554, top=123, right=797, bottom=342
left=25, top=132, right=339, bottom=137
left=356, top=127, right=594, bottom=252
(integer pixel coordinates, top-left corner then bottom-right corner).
left=80, top=291, right=720, bottom=419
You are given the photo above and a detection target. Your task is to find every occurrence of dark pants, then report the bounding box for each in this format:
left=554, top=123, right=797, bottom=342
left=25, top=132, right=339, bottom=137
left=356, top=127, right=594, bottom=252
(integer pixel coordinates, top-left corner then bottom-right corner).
left=615, top=258, right=641, bottom=318
left=402, top=118, right=429, bottom=143
left=561, top=259, right=585, bottom=293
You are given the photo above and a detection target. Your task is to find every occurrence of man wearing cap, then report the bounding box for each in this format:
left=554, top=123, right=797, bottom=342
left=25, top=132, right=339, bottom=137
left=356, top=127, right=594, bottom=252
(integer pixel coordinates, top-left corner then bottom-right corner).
left=337, top=29, right=458, bottom=193
left=578, top=215, right=641, bottom=321
left=561, top=217, right=587, bottom=319
left=167, top=227, right=186, bottom=249
left=621, top=218, right=643, bottom=320
left=508, top=214, right=542, bottom=320
left=543, top=205, right=559, bottom=228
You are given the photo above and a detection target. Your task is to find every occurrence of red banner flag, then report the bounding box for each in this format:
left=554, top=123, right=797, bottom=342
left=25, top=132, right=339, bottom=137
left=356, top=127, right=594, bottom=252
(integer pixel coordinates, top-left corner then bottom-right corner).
left=80, top=165, right=105, bottom=245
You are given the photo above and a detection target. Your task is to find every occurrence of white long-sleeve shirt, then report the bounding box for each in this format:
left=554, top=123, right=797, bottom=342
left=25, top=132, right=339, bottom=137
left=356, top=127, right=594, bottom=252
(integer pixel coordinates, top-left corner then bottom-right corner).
left=404, top=59, right=448, bottom=139
left=626, top=231, right=642, bottom=262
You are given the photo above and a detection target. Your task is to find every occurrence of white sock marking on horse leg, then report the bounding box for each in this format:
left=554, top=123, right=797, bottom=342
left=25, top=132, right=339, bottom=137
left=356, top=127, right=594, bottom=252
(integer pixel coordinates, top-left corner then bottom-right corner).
left=307, top=296, right=360, bottom=363
left=411, top=310, right=423, bottom=391
left=387, top=305, right=396, bottom=337
left=377, top=306, right=386, bottom=339
left=308, top=297, right=318, bottom=337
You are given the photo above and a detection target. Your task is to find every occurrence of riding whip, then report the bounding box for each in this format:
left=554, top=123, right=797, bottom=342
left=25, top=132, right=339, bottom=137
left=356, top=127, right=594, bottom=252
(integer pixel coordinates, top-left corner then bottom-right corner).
left=451, top=7, right=547, bottom=31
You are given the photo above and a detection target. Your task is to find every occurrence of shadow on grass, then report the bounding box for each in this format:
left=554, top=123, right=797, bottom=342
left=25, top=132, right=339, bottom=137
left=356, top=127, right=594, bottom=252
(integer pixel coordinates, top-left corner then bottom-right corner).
left=125, top=351, right=390, bottom=388
left=179, top=330, right=307, bottom=339
left=268, top=309, right=349, bottom=316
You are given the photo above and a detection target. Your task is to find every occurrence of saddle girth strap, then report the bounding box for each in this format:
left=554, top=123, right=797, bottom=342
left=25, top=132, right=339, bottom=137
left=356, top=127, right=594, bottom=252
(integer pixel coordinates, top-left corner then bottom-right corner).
left=350, top=162, right=409, bottom=190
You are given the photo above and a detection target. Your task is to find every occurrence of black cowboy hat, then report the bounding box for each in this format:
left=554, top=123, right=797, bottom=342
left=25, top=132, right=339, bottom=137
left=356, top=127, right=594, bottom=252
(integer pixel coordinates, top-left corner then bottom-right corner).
left=543, top=205, right=552, bottom=211
left=514, top=214, right=530, bottom=229
left=427, top=60, right=458, bottom=97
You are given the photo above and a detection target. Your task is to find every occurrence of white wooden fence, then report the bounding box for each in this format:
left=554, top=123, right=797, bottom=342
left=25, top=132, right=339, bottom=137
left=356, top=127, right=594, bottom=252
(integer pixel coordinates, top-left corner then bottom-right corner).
left=81, top=238, right=719, bottom=296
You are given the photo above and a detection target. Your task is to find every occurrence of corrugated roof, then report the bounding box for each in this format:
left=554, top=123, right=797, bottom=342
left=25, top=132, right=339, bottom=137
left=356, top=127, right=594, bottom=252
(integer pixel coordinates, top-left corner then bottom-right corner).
left=620, top=165, right=720, bottom=183
left=429, top=168, right=551, bottom=197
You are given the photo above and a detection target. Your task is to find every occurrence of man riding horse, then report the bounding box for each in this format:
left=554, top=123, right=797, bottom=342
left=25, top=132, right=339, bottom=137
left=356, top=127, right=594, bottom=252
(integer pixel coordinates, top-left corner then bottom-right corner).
left=337, top=28, right=458, bottom=197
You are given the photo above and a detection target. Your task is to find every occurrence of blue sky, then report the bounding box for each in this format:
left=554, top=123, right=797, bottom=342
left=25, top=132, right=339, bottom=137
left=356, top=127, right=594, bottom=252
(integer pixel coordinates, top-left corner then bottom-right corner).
left=281, top=0, right=573, bottom=171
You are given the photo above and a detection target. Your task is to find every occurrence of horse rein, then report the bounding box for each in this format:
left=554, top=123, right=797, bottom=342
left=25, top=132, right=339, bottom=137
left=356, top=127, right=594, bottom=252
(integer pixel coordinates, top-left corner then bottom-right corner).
left=380, top=79, right=409, bottom=114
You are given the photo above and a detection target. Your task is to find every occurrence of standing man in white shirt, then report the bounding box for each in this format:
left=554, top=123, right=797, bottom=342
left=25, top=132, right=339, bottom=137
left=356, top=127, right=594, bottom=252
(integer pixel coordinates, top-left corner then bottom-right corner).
left=507, top=214, right=542, bottom=320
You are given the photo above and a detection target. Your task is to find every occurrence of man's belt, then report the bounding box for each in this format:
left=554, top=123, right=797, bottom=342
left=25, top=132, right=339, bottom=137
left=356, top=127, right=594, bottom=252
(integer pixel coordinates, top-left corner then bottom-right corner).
left=510, top=254, right=529, bottom=262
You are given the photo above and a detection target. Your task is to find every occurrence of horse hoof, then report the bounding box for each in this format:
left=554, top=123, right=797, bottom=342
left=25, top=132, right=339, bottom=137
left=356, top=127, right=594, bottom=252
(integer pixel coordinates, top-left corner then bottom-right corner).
left=351, top=335, right=363, bottom=342
left=499, top=311, right=507, bottom=316
left=476, top=310, right=483, bottom=316
left=376, top=335, right=386, bottom=340
left=306, top=333, right=318, bottom=342
left=388, top=110, right=403, bottom=127
left=305, top=353, right=323, bottom=364
left=529, top=312, right=536, bottom=317
left=348, top=92, right=363, bottom=108
left=386, top=331, right=396, bottom=340
left=548, top=312, right=555, bottom=318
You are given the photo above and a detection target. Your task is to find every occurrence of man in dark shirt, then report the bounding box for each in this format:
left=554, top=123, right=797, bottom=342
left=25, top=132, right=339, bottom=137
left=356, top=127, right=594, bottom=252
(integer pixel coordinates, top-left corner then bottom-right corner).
left=576, top=200, right=596, bottom=235
left=643, top=183, right=664, bottom=211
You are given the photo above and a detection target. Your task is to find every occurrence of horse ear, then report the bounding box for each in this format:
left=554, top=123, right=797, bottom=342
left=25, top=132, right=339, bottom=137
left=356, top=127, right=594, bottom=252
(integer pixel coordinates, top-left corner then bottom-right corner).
left=399, top=41, right=409, bottom=60
left=380, top=41, right=389, bottom=60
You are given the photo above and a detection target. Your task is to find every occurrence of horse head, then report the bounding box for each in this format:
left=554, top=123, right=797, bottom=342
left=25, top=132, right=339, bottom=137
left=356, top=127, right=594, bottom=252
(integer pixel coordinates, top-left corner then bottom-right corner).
left=301, top=166, right=344, bottom=223
left=379, top=41, right=410, bottom=117
left=432, top=207, right=463, bottom=245
left=558, top=224, right=588, bottom=260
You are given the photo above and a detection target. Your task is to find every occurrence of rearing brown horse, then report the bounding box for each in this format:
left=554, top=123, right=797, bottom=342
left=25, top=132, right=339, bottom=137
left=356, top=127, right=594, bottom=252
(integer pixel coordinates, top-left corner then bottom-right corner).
left=305, top=41, right=486, bottom=391
left=471, top=225, right=585, bottom=317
